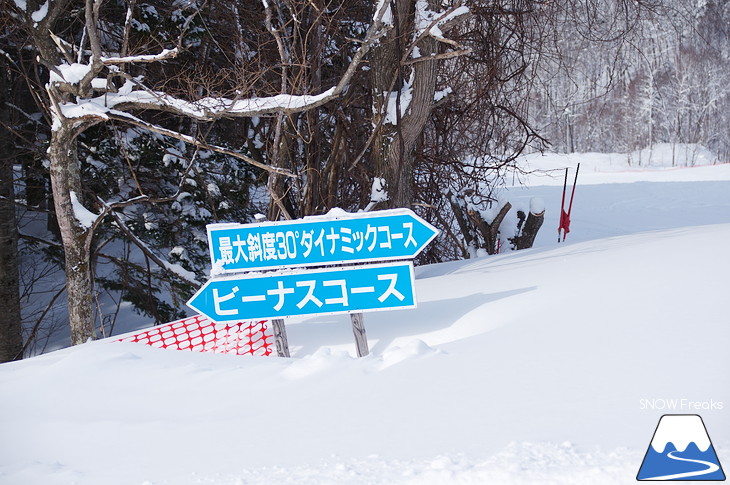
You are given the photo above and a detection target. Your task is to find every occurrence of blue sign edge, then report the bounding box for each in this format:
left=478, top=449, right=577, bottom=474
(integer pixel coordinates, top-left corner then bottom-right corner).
left=207, top=208, right=439, bottom=274
left=186, top=261, right=417, bottom=322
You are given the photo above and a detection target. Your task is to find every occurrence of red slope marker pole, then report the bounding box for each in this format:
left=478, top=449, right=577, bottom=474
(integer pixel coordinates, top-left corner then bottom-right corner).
left=559, top=167, right=568, bottom=242
left=567, top=163, right=580, bottom=214
left=565, top=163, right=580, bottom=239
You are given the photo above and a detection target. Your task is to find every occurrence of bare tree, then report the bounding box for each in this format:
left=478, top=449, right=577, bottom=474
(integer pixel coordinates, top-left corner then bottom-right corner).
left=412, top=0, right=550, bottom=257
left=10, top=0, right=389, bottom=345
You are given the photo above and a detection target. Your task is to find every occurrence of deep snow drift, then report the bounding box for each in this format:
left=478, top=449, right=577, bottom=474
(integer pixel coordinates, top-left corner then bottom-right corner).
left=1, top=149, right=729, bottom=485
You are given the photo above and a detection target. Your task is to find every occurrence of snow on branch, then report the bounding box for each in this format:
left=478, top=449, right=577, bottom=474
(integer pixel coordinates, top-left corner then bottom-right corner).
left=69, top=191, right=99, bottom=229
left=100, top=86, right=340, bottom=119
left=405, top=0, right=471, bottom=66
left=49, top=0, right=391, bottom=126
left=100, top=48, right=179, bottom=65
left=414, top=0, right=470, bottom=44
left=49, top=63, right=93, bottom=85
left=52, top=74, right=341, bottom=121
left=48, top=0, right=393, bottom=175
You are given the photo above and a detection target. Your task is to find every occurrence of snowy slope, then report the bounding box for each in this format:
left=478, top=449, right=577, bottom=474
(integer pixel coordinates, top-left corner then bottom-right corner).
left=1, top=151, right=729, bottom=485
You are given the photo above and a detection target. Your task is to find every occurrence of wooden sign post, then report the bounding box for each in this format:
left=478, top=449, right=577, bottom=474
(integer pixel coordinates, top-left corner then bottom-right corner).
left=350, top=313, right=369, bottom=357
left=271, top=319, right=290, bottom=357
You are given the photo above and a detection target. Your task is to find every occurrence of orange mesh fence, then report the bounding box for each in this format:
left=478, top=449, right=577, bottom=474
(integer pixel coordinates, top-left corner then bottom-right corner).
left=116, top=314, right=274, bottom=356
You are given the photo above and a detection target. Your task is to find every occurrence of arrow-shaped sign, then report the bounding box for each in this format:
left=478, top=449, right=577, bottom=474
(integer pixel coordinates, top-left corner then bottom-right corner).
left=187, top=262, right=416, bottom=322
left=207, top=208, right=439, bottom=273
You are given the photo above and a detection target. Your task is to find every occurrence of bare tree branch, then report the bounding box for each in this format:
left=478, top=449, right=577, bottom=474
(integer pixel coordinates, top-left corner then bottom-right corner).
left=106, top=110, right=297, bottom=177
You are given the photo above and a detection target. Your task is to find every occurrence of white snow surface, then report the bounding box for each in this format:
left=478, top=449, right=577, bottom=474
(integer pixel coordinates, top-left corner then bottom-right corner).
left=1, top=149, right=729, bottom=484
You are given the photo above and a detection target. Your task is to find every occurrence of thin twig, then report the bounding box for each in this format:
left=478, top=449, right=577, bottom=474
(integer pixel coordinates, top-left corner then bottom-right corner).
left=20, top=284, right=66, bottom=357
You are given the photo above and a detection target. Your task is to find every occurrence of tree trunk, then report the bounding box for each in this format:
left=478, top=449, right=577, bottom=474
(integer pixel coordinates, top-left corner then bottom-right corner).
left=0, top=61, right=24, bottom=362
left=447, top=192, right=477, bottom=257
left=48, top=124, right=95, bottom=345
left=370, top=0, right=441, bottom=209
left=302, top=1, right=324, bottom=216
left=469, top=202, right=512, bottom=255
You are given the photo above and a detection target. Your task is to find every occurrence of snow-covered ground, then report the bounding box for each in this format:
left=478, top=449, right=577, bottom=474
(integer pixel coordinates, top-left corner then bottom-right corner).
left=1, top=148, right=729, bottom=485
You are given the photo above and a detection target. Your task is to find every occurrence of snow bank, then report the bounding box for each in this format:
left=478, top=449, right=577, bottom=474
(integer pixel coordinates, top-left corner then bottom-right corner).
left=2, top=223, right=729, bottom=485
left=2, top=152, right=729, bottom=485
left=516, top=145, right=730, bottom=186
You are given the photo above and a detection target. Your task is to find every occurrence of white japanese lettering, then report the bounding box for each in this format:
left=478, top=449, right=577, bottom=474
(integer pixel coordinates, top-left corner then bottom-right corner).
left=233, top=235, right=248, bottom=262
left=403, top=222, right=417, bottom=248
left=350, top=286, right=375, bottom=294
left=377, top=274, right=405, bottom=302
left=217, top=237, right=234, bottom=264
left=295, top=280, right=323, bottom=309
left=247, top=233, right=262, bottom=262
left=353, top=230, right=366, bottom=252
left=340, top=227, right=354, bottom=254
left=213, top=286, right=239, bottom=316
left=378, top=226, right=392, bottom=249
left=301, top=229, right=325, bottom=258
left=262, top=232, right=277, bottom=261
left=326, top=227, right=340, bottom=254
left=267, top=281, right=295, bottom=311
left=366, top=225, right=378, bottom=251
left=323, top=279, right=349, bottom=306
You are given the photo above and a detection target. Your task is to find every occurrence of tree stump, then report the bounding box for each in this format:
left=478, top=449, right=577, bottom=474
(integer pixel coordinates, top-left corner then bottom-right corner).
left=514, top=207, right=545, bottom=250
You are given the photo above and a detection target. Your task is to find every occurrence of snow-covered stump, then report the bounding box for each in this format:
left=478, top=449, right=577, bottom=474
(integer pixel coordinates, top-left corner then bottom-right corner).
left=449, top=195, right=546, bottom=255
left=469, top=202, right=512, bottom=255
left=513, top=199, right=545, bottom=250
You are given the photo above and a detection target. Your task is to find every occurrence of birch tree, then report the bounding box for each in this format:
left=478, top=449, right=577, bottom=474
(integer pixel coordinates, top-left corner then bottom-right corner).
left=10, top=0, right=389, bottom=345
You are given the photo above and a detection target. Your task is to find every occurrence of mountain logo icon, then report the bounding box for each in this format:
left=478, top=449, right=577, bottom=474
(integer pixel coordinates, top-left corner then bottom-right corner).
left=637, top=414, right=726, bottom=481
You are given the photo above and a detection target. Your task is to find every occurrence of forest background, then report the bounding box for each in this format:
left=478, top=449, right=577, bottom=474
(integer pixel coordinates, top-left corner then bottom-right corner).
left=1, top=0, right=728, bottom=360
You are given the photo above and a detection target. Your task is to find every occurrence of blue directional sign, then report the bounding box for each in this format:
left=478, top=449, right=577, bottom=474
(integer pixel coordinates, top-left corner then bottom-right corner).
left=187, top=262, right=416, bottom=322
left=207, top=208, right=438, bottom=273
